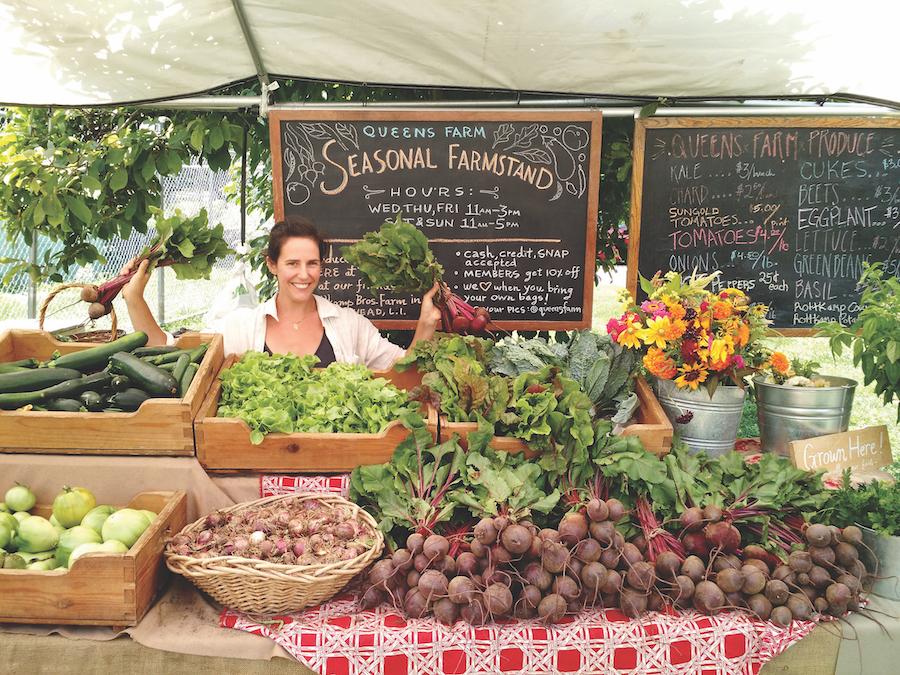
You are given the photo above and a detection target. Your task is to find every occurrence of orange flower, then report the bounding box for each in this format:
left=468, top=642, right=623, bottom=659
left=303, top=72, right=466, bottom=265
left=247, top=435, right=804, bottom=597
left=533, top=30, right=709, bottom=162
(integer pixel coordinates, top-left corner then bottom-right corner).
left=712, top=301, right=733, bottom=320
left=735, top=322, right=750, bottom=347
left=643, top=347, right=677, bottom=380
left=770, top=351, right=790, bottom=375
left=661, top=295, right=687, bottom=321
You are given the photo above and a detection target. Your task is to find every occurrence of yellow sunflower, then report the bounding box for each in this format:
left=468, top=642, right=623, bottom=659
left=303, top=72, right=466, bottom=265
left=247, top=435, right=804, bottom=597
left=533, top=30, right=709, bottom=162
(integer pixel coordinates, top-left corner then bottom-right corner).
left=674, top=363, right=710, bottom=390
left=638, top=315, right=684, bottom=349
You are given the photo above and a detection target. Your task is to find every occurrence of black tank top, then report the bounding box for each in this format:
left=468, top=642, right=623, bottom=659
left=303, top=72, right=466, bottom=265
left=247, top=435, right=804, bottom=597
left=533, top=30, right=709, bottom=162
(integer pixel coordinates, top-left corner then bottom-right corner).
left=263, top=333, right=336, bottom=366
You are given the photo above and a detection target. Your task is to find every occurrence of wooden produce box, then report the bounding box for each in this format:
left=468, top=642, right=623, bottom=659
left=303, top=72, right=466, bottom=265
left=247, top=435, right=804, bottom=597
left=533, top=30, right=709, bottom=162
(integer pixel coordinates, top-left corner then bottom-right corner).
left=431, top=377, right=674, bottom=456
left=0, top=330, right=223, bottom=456
left=619, top=377, right=673, bottom=455
left=0, top=490, right=187, bottom=627
left=196, top=357, right=427, bottom=472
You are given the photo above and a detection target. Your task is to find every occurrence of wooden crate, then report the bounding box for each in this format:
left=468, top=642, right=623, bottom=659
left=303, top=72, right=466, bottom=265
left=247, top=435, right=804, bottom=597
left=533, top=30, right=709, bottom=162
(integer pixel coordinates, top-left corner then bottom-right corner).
left=196, top=357, right=427, bottom=472
left=430, top=377, right=673, bottom=456
left=0, top=330, right=223, bottom=456
left=620, top=377, right=673, bottom=455
left=0, top=490, right=187, bottom=627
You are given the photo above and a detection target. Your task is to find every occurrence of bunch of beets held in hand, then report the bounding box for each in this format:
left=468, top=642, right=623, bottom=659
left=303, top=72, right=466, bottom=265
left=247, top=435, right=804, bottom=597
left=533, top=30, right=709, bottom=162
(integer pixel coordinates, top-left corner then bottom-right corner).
left=435, top=282, right=492, bottom=335
left=358, top=501, right=873, bottom=626
left=167, top=498, right=377, bottom=566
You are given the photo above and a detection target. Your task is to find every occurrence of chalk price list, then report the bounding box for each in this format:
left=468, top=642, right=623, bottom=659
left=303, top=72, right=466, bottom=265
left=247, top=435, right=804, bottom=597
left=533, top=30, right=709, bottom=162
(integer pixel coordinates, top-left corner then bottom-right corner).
left=646, top=127, right=900, bottom=327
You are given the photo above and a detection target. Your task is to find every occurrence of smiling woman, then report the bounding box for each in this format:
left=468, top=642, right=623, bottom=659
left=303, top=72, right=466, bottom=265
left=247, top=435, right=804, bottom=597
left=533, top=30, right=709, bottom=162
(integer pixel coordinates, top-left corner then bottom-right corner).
left=120, top=217, right=441, bottom=369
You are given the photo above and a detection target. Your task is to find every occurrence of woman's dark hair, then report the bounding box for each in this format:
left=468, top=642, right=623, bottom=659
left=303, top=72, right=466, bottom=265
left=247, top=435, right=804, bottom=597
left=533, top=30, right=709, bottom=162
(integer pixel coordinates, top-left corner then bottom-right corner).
left=266, top=216, right=327, bottom=261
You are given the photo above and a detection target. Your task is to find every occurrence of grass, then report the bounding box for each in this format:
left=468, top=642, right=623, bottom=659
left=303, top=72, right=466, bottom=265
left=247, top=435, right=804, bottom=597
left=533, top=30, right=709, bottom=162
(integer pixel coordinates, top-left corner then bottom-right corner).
left=591, top=268, right=900, bottom=461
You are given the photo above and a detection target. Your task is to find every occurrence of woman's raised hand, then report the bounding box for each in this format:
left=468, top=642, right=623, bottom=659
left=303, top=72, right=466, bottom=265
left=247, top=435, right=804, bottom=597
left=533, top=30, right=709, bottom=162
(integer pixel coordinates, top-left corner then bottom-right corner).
left=121, top=258, right=151, bottom=301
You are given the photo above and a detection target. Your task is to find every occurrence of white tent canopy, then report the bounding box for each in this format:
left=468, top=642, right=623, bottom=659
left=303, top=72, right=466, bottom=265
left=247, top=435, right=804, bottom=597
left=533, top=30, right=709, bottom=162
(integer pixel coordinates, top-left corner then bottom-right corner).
left=0, top=0, right=897, bottom=108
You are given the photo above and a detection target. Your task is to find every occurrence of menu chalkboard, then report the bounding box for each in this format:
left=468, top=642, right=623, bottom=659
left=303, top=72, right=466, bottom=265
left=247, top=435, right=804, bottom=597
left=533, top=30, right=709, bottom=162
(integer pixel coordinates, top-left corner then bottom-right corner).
left=628, top=117, right=900, bottom=334
left=269, top=110, right=601, bottom=329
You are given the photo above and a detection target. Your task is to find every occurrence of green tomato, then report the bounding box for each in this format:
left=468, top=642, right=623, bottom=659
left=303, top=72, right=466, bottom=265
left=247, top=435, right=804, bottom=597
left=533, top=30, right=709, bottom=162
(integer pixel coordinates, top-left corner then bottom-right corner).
left=55, top=525, right=102, bottom=568
left=14, top=515, right=60, bottom=553
left=0, top=512, right=17, bottom=534
left=0, top=523, right=10, bottom=550
left=68, top=540, right=127, bottom=567
left=49, top=514, right=66, bottom=533
left=0, top=502, right=9, bottom=513
left=4, top=484, right=36, bottom=512
left=101, top=509, right=150, bottom=549
left=81, top=505, right=117, bottom=534
left=68, top=542, right=106, bottom=567
left=16, top=549, right=55, bottom=563
left=53, top=486, right=97, bottom=528
left=27, top=559, right=59, bottom=571
left=13, top=511, right=30, bottom=523
left=3, top=553, right=26, bottom=569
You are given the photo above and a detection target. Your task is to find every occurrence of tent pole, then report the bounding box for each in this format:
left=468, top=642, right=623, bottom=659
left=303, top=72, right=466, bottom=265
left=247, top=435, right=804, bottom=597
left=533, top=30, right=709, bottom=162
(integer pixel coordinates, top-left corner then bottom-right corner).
left=135, top=96, right=898, bottom=117
left=229, top=0, right=271, bottom=114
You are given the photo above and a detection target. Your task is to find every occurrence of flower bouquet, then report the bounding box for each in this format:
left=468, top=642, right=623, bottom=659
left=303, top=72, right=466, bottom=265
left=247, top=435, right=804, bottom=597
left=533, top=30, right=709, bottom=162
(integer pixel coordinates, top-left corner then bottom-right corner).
left=607, top=271, right=787, bottom=396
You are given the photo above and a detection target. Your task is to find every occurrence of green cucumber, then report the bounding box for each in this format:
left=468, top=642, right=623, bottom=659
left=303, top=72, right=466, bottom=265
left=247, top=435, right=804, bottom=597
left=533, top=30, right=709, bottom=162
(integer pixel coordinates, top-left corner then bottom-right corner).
left=79, top=390, right=104, bottom=411
left=143, top=348, right=192, bottom=366
left=188, top=343, right=209, bottom=363
left=46, top=398, right=86, bottom=412
left=171, top=353, right=191, bottom=383
left=0, top=365, right=29, bottom=375
left=109, top=375, right=131, bottom=391
left=49, top=332, right=148, bottom=373
left=1, top=358, right=39, bottom=369
left=132, top=345, right=180, bottom=357
left=179, top=363, right=199, bottom=397
left=0, top=372, right=111, bottom=410
left=157, top=361, right=178, bottom=371
left=108, top=352, right=178, bottom=397
left=0, top=367, right=83, bottom=394
left=106, top=388, right=150, bottom=412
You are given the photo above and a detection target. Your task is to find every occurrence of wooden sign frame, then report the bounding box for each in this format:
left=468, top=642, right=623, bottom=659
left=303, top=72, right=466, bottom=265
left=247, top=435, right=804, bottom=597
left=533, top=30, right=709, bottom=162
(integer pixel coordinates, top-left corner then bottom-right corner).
left=627, top=116, right=900, bottom=336
left=269, top=108, right=602, bottom=331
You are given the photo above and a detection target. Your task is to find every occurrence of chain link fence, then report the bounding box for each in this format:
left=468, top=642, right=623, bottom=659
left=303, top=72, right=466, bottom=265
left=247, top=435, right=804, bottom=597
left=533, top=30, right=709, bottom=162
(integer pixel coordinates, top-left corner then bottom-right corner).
left=0, top=164, right=268, bottom=332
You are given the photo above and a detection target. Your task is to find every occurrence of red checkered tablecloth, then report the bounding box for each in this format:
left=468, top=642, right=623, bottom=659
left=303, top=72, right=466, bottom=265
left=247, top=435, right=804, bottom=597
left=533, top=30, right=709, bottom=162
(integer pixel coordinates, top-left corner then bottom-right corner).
left=219, top=475, right=818, bottom=674
left=221, top=597, right=816, bottom=675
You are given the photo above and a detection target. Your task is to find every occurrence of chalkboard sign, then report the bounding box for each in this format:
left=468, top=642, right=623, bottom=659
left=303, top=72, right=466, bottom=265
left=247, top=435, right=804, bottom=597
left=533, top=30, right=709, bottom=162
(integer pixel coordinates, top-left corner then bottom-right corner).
left=628, top=117, right=900, bottom=335
left=269, top=110, right=601, bottom=329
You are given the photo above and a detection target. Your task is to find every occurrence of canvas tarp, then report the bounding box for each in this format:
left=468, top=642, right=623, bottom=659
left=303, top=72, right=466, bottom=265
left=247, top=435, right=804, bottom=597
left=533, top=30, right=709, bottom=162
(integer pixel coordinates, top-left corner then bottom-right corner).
left=0, top=0, right=897, bottom=107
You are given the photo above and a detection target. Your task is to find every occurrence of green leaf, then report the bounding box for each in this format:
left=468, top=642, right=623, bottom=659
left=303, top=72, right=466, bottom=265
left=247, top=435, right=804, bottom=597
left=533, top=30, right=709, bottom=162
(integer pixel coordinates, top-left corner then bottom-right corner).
left=109, top=167, right=128, bottom=192
left=82, top=174, right=102, bottom=192
left=141, top=158, right=157, bottom=182
left=64, top=196, right=93, bottom=225
left=887, top=341, right=900, bottom=364
left=208, top=126, right=225, bottom=150
left=189, top=123, right=205, bottom=152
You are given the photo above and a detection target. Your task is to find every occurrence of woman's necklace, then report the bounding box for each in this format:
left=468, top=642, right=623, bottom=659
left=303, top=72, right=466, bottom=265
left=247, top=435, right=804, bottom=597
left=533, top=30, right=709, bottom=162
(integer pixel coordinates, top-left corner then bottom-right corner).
left=283, top=307, right=316, bottom=331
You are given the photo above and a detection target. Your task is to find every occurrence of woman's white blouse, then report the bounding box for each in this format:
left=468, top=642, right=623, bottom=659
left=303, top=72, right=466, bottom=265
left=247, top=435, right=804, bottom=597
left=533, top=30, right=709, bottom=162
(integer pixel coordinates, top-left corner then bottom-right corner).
left=209, top=294, right=405, bottom=369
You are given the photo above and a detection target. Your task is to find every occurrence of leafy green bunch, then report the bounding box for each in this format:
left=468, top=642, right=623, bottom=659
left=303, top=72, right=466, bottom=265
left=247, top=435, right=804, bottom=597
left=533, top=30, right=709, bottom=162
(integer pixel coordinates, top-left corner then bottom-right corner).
left=817, top=470, right=900, bottom=537
left=498, top=366, right=594, bottom=453
left=350, top=420, right=467, bottom=548
left=218, top=352, right=418, bottom=444
left=341, top=215, right=444, bottom=295
left=818, top=262, right=900, bottom=421
left=95, top=207, right=233, bottom=305
left=350, top=417, right=560, bottom=548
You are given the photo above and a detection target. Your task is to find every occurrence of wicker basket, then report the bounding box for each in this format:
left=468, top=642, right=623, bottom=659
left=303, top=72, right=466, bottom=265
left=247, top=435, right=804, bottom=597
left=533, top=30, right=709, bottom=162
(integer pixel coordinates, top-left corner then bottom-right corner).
left=165, top=493, right=383, bottom=614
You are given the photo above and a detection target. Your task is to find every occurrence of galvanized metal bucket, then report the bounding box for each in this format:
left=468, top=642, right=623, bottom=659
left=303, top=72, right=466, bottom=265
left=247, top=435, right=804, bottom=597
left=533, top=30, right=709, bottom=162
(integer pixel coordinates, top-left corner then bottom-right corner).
left=654, top=379, right=746, bottom=456
left=860, top=525, right=900, bottom=601
left=753, top=375, right=857, bottom=457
